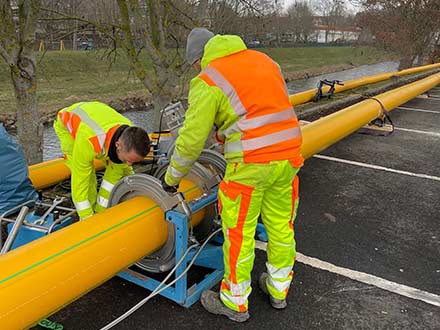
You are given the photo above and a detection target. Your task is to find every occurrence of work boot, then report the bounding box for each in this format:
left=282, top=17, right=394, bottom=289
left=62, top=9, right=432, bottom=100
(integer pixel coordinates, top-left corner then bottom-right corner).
left=259, top=272, right=287, bottom=309
left=200, top=290, right=250, bottom=322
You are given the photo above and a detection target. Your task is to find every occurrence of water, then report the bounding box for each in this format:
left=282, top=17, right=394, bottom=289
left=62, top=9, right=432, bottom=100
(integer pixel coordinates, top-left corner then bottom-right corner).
left=44, top=61, right=399, bottom=160
left=287, top=61, right=399, bottom=93
left=43, top=111, right=158, bottom=161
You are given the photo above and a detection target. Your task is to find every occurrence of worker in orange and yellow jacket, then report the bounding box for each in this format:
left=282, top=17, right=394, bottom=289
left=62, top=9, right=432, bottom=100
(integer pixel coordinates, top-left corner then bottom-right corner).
left=162, top=28, right=303, bottom=322
left=54, top=101, right=150, bottom=219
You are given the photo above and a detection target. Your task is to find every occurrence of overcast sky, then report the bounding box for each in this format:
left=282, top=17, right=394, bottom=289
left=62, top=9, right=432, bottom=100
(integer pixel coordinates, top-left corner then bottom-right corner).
left=283, top=0, right=361, bottom=14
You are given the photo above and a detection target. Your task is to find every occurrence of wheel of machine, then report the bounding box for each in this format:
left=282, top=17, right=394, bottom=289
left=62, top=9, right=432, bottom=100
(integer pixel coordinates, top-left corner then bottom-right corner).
left=108, top=163, right=218, bottom=273
left=153, top=162, right=218, bottom=244
left=197, top=149, right=227, bottom=178
left=164, top=141, right=226, bottom=179
left=108, top=174, right=176, bottom=273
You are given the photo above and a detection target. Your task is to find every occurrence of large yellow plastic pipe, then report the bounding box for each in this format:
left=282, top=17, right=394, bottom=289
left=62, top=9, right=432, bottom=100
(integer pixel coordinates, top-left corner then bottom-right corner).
left=300, top=72, right=440, bottom=159
left=0, top=178, right=203, bottom=330
left=29, top=158, right=104, bottom=189
left=29, top=132, right=169, bottom=190
left=289, top=62, right=440, bottom=106
left=0, top=197, right=166, bottom=330
left=3, top=72, right=439, bottom=330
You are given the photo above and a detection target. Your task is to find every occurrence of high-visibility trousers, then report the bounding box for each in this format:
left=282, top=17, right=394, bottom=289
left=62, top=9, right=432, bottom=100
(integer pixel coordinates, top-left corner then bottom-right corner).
left=218, top=160, right=300, bottom=312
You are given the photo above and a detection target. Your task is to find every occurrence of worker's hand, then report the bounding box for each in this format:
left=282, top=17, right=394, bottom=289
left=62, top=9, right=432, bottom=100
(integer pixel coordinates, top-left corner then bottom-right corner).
left=161, top=178, right=178, bottom=195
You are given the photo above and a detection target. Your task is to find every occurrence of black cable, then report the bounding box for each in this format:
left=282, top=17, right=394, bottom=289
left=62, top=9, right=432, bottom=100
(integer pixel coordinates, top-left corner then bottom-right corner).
left=148, top=107, right=166, bottom=175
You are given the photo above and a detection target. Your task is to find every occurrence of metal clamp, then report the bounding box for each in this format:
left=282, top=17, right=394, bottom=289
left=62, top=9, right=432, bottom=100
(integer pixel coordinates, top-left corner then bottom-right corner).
left=34, top=197, right=65, bottom=225
left=166, top=192, right=193, bottom=224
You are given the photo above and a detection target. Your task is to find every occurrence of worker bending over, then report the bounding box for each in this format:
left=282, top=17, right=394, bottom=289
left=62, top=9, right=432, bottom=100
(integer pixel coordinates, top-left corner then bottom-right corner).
left=54, top=101, right=150, bottom=219
left=162, top=28, right=303, bottom=322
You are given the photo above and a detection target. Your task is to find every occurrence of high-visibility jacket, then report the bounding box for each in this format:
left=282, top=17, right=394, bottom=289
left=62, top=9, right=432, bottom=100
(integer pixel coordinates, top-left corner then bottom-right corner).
left=165, top=35, right=303, bottom=186
left=53, top=102, right=133, bottom=219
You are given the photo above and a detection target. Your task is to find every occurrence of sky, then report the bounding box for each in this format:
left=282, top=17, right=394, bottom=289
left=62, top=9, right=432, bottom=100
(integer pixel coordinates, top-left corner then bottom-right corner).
left=283, top=0, right=360, bottom=15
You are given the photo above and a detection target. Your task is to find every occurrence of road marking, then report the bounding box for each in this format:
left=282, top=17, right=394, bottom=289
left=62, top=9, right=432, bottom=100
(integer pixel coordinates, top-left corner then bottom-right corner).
left=396, top=106, right=440, bottom=114
left=394, top=126, right=440, bottom=137
left=313, top=154, right=440, bottom=182
left=255, top=241, right=440, bottom=308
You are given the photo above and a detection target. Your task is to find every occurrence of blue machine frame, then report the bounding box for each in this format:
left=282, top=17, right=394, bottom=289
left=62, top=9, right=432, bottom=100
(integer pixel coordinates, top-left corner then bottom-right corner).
left=118, top=192, right=224, bottom=307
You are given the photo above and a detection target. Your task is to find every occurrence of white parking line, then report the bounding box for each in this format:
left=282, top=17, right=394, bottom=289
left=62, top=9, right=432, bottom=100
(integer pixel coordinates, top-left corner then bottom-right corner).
left=313, top=154, right=440, bottom=182
left=396, top=106, right=440, bottom=114
left=255, top=241, right=440, bottom=308
left=395, top=126, right=440, bottom=137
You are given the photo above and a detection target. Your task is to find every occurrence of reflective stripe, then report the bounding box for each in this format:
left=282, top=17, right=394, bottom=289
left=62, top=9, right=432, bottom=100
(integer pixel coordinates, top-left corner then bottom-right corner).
left=223, top=279, right=251, bottom=295
left=267, top=262, right=292, bottom=279
left=74, top=200, right=91, bottom=211
left=240, top=108, right=296, bottom=130
left=62, top=104, right=107, bottom=154
left=270, top=240, right=295, bottom=248
left=224, top=126, right=302, bottom=153
left=220, top=108, right=297, bottom=137
left=168, top=166, right=186, bottom=178
left=268, top=277, right=291, bottom=292
left=66, top=119, right=73, bottom=133
left=220, top=291, right=249, bottom=306
left=97, top=196, right=109, bottom=208
left=96, top=134, right=106, bottom=153
left=236, top=253, right=254, bottom=266
left=100, top=179, right=115, bottom=193
left=172, top=151, right=194, bottom=167
left=203, top=66, right=247, bottom=117
left=70, top=106, right=106, bottom=137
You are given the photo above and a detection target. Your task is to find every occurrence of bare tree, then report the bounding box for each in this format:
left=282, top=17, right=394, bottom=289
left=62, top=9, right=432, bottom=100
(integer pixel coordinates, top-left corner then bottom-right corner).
left=206, top=0, right=279, bottom=42
left=354, top=0, right=440, bottom=69
left=312, top=0, right=346, bottom=42
left=286, top=1, right=315, bottom=43
left=42, top=0, right=194, bottom=120
left=0, top=0, right=42, bottom=164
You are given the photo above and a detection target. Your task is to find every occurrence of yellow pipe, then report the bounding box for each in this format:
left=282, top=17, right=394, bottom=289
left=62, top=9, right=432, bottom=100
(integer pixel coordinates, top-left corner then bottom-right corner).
left=301, top=72, right=440, bottom=159
left=0, top=196, right=167, bottom=330
left=289, top=62, right=440, bottom=106
left=29, top=159, right=104, bottom=190
left=3, top=73, right=439, bottom=329
left=29, top=132, right=172, bottom=190
left=0, top=177, right=203, bottom=330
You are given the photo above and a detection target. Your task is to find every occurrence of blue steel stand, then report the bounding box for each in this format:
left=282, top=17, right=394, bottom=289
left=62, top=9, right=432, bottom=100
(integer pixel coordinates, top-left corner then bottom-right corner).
left=118, top=192, right=224, bottom=307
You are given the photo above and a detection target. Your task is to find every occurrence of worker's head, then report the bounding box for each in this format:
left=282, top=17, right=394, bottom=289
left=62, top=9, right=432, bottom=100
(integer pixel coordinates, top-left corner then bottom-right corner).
left=186, top=27, right=214, bottom=72
left=115, top=127, right=150, bottom=166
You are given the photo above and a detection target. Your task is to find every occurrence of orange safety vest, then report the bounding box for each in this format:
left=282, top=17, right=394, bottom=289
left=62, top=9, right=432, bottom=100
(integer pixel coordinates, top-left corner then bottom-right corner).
left=58, top=107, right=120, bottom=156
left=199, top=49, right=303, bottom=167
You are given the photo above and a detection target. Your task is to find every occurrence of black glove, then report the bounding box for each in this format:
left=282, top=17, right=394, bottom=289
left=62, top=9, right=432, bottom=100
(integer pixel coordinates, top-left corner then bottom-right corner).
left=161, top=178, right=178, bottom=195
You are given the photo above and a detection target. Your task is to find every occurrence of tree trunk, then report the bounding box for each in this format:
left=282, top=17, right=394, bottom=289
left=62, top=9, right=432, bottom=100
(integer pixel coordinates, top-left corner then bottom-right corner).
left=12, top=52, right=43, bottom=165
left=151, top=90, right=172, bottom=131
left=398, top=56, right=415, bottom=70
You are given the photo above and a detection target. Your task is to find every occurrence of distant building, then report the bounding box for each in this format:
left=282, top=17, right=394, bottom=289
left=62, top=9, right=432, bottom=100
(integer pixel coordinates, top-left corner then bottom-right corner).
left=311, top=25, right=361, bottom=43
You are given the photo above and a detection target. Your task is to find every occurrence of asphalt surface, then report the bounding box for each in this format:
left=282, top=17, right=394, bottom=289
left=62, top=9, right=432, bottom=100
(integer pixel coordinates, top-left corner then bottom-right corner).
left=33, top=88, right=440, bottom=330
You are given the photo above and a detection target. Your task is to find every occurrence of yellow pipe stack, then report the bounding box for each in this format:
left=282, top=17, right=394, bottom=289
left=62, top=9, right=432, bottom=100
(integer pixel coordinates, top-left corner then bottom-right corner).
left=289, top=62, right=440, bottom=106
left=1, top=71, right=439, bottom=330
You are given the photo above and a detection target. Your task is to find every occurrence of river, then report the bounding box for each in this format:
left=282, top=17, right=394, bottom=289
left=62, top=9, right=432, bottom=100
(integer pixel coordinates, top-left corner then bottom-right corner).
left=43, top=61, right=399, bottom=160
